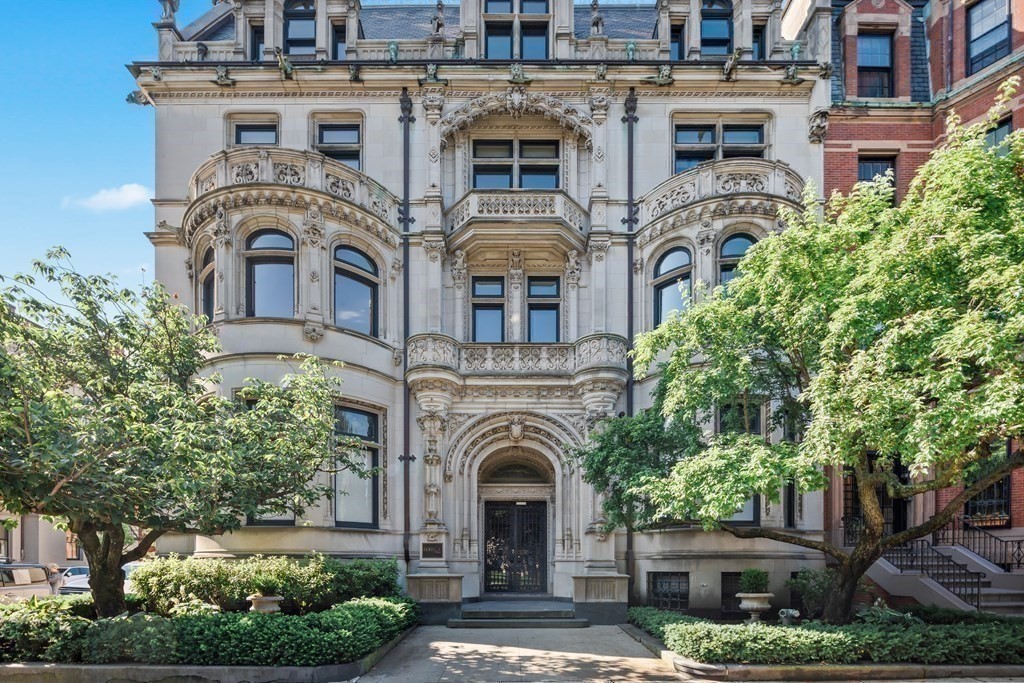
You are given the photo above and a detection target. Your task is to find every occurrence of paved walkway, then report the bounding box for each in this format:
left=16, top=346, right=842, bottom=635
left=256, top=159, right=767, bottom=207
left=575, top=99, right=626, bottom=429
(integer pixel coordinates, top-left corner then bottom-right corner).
left=361, top=625, right=684, bottom=682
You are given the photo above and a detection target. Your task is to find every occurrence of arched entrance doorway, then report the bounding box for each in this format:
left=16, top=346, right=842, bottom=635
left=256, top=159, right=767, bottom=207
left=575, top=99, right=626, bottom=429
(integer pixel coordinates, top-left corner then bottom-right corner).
left=479, top=450, right=555, bottom=594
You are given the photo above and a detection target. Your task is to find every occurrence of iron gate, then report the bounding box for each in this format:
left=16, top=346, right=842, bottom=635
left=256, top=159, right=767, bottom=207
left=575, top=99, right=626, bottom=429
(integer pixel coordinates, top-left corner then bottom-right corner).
left=484, top=501, right=547, bottom=593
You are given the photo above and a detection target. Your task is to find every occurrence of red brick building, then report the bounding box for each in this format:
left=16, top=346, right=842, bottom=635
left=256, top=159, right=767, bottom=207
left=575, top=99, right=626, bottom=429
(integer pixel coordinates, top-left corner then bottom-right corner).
left=824, top=0, right=1024, bottom=613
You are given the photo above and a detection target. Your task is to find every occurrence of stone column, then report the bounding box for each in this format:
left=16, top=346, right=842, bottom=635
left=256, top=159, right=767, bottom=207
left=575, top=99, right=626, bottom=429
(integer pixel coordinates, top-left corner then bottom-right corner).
left=212, top=207, right=232, bottom=323
left=736, top=0, right=753, bottom=57
left=264, top=0, right=279, bottom=60
left=508, top=250, right=524, bottom=342
left=565, top=250, right=580, bottom=341
left=563, top=132, right=579, bottom=200
left=453, top=132, right=469, bottom=198
left=423, top=88, right=447, bottom=225
left=687, top=0, right=702, bottom=59
left=315, top=0, right=329, bottom=59
left=587, top=87, right=610, bottom=234
left=423, top=235, right=446, bottom=333
left=588, top=238, right=609, bottom=333
left=417, top=410, right=450, bottom=570
left=346, top=0, right=361, bottom=59
left=696, top=218, right=716, bottom=302
left=452, top=250, right=467, bottom=340
left=300, top=204, right=327, bottom=341
left=769, top=0, right=785, bottom=58
left=657, top=0, right=671, bottom=58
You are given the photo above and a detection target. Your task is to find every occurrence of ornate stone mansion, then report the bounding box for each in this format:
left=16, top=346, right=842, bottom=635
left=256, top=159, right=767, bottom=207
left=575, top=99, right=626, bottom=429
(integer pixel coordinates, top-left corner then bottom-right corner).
left=134, top=0, right=832, bottom=619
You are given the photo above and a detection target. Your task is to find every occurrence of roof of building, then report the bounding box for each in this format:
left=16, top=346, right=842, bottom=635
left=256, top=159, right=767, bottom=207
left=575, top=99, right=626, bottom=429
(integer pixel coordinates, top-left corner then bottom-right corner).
left=181, top=2, right=657, bottom=43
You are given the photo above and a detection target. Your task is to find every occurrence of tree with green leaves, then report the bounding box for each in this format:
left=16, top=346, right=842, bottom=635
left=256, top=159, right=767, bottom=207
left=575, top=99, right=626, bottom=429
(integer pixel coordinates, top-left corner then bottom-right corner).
left=0, top=250, right=365, bottom=617
left=587, top=81, right=1023, bottom=624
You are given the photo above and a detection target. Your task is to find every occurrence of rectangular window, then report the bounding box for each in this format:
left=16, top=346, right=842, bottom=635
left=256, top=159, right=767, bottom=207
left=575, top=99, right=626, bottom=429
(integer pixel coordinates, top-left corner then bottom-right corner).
left=246, top=260, right=294, bottom=317
left=721, top=572, right=744, bottom=617
left=472, top=277, right=505, bottom=342
left=968, top=0, right=1010, bottom=75
left=242, top=397, right=297, bottom=526
left=235, top=124, right=278, bottom=146
left=718, top=403, right=762, bottom=435
left=857, top=156, right=895, bottom=183
left=335, top=406, right=380, bottom=528
left=701, top=16, right=732, bottom=55
left=485, top=0, right=513, bottom=12
left=332, top=23, right=347, bottom=60
left=285, top=8, right=317, bottom=55
left=674, top=122, right=765, bottom=173
left=317, top=124, right=361, bottom=169
left=857, top=33, right=893, bottom=98
left=474, top=166, right=514, bottom=189
left=527, top=277, right=560, bottom=343
left=486, top=23, right=513, bottom=59
left=473, top=139, right=559, bottom=189
left=250, top=25, right=265, bottom=61
left=751, top=25, right=765, bottom=60
left=65, top=532, right=82, bottom=562
left=986, top=118, right=1012, bottom=152
left=722, top=125, right=765, bottom=159
left=647, top=572, right=690, bottom=612
left=521, top=24, right=549, bottom=59
left=520, top=0, right=549, bottom=12
left=671, top=24, right=686, bottom=60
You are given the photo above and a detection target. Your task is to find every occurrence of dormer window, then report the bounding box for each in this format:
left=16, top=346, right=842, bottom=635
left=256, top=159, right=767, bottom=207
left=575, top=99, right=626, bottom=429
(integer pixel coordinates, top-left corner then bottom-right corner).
left=250, top=24, right=265, bottom=61
left=700, top=0, right=733, bottom=56
left=284, top=0, right=316, bottom=56
left=484, top=0, right=551, bottom=59
left=967, top=0, right=1010, bottom=75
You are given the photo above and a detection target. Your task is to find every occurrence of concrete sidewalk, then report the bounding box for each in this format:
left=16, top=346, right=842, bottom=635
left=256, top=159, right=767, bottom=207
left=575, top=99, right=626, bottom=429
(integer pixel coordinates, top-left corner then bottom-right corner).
left=360, top=625, right=684, bottom=682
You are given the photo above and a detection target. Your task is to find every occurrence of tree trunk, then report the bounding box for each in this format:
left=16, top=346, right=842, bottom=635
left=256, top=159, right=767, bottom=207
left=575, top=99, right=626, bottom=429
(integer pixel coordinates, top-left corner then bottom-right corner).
left=76, top=522, right=129, bottom=618
left=821, top=562, right=864, bottom=624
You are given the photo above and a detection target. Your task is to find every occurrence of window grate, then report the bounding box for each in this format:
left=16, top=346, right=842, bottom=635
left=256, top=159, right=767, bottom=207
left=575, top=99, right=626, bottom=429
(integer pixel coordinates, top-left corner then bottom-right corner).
left=721, top=572, right=744, bottom=617
left=648, top=572, right=690, bottom=611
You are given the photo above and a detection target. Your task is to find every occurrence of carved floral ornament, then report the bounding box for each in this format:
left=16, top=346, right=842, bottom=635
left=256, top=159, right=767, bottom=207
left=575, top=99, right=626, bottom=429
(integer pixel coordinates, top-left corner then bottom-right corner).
left=439, top=88, right=595, bottom=151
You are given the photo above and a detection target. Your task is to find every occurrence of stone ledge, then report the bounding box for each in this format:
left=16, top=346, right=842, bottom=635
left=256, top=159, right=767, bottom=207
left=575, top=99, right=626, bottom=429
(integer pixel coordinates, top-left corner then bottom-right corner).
left=617, top=623, right=1024, bottom=680
left=0, top=625, right=415, bottom=683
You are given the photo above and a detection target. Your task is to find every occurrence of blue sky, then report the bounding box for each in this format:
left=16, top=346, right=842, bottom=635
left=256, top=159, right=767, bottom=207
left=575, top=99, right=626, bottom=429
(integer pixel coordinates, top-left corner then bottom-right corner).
left=0, top=2, right=212, bottom=292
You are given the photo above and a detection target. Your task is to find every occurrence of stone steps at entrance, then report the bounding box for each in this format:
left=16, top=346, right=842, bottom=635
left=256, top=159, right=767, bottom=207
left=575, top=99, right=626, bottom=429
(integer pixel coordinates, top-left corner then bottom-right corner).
left=447, top=599, right=590, bottom=628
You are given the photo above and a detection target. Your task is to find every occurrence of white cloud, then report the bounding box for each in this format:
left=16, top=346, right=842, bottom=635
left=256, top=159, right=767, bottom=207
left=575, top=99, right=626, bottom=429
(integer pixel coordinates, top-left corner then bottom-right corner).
left=65, top=184, right=152, bottom=211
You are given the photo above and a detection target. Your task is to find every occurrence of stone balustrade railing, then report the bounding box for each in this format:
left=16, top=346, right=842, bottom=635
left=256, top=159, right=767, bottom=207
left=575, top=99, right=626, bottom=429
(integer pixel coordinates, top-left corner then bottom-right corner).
left=407, top=333, right=627, bottom=376
left=355, top=41, right=458, bottom=61
left=446, top=190, right=589, bottom=234
left=170, top=40, right=238, bottom=63
left=573, top=39, right=661, bottom=60
left=638, top=158, right=805, bottom=226
left=188, top=147, right=399, bottom=226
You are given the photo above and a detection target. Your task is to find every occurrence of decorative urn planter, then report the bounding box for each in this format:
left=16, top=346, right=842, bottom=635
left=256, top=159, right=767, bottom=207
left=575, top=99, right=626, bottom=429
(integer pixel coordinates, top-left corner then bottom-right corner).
left=736, top=592, right=774, bottom=623
left=247, top=594, right=284, bottom=613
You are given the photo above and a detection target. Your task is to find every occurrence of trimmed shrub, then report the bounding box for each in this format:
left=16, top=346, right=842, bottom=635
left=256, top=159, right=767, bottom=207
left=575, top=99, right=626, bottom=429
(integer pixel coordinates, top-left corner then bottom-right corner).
left=738, top=569, right=770, bottom=594
left=0, top=598, right=90, bottom=663
left=664, top=622, right=860, bottom=665
left=897, top=603, right=1024, bottom=625
left=130, top=554, right=401, bottom=615
left=78, top=613, right=178, bottom=664
left=628, top=606, right=707, bottom=640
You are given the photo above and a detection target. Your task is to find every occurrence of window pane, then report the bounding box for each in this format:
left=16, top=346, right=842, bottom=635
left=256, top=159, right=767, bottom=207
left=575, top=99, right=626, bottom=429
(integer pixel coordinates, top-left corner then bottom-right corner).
left=336, top=406, right=378, bottom=440
left=202, top=248, right=215, bottom=268
left=486, top=0, right=512, bottom=11
left=521, top=0, right=548, bottom=12
left=656, top=277, right=689, bottom=324
left=474, top=306, right=504, bottom=342
left=720, top=264, right=737, bottom=285
left=474, top=166, right=513, bottom=189
left=474, top=140, right=513, bottom=158
left=528, top=306, right=559, bottom=342
left=287, top=17, right=315, bottom=40
left=702, top=17, right=731, bottom=39
left=528, top=277, right=559, bottom=297
left=857, top=158, right=894, bottom=182
left=236, top=125, right=278, bottom=145
left=320, top=125, right=360, bottom=144
left=726, top=496, right=757, bottom=522
left=249, top=261, right=294, bottom=317
left=857, top=34, right=892, bottom=67
left=520, top=166, right=559, bottom=189
left=473, top=277, right=504, bottom=297
left=720, top=234, right=756, bottom=258
left=721, top=148, right=764, bottom=159
left=336, top=449, right=376, bottom=526
left=720, top=403, right=762, bottom=434
left=858, top=69, right=892, bottom=97
left=986, top=119, right=1012, bottom=149
left=251, top=26, right=265, bottom=59
left=655, top=248, right=691, bottom=276
left=675, top=152, right=714, bottom=173
left=325, top=150, right=360, bottom=169
left=970, top=0, right=1008, bottom=38
left=335, top=272, right=375, bottom=335
left=671, top=25, right=685, bottom=60
left=335, top=246, right=377, bottom=274
left=675, top=125, right=715, bottom=144
left=751, top=26, right=765, bottom=59
left=201, top=275, right=215, bottom=321
left=520, top=140, right=559, bottom=158
left=332, top=25, right=346, bottom=59
left=486, top=25, right=513, bottom=59
left=723, top=125, right=763, bottom=144
left=248, top=231, right=294, bottom=250
left=521, top=25, right=548, bottom=59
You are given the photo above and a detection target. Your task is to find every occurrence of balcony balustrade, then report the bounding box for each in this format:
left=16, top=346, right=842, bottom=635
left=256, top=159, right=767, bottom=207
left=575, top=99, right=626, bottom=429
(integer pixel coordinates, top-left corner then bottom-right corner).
left=445, top=190, right=589, bottom=236
left=406, top=333, right=627, bottom=376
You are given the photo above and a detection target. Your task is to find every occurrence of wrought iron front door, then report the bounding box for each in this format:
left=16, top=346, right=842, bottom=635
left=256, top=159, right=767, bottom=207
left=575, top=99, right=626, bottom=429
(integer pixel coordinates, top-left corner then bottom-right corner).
left=484, top=501, right=547, bottom=593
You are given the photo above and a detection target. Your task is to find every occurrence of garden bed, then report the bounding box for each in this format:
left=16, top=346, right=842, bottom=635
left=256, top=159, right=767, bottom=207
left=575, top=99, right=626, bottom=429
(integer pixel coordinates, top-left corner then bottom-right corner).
left=623, top=606, right=1024, bottom=680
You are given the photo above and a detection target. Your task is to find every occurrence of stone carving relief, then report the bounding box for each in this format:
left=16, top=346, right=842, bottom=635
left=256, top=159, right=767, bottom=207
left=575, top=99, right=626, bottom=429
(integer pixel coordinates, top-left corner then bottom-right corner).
left=424, top=239, right=446, bottom=262
left=808, top=109, right=829, bottom=144
left=565, top=249, right=581, bottom=286
left=451, top=249, right=467, bottom=286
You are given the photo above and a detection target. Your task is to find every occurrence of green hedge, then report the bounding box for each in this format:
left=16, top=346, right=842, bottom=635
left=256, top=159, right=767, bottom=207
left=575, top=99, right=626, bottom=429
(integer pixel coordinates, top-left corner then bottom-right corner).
left=632, top=607, right=1024, bottom=665
left=897, top=604, right=1024, bottom=625
left=627, top=607, right=707, bottom=640
left=0, top=596, right=418, bottom=667
left=130, top=554, right=401, bottom=615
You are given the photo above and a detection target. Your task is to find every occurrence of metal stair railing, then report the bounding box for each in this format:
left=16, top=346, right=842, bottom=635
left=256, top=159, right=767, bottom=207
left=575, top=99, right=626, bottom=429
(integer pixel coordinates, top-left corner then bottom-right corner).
left=932, top=516, right=1024, bottom=572
left=882, top=539, right=983, bottom=609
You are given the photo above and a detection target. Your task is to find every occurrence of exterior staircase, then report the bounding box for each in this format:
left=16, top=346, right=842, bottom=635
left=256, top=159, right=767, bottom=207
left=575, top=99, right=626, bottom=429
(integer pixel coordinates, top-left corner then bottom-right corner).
left=447, top=598, right=590, bottom=628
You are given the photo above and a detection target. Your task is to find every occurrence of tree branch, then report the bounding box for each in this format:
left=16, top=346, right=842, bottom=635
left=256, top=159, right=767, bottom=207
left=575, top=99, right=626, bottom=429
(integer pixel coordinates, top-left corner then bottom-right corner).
left=121, top=528, right=167, bottom=564
left=720, top=522, right=848, bottom=561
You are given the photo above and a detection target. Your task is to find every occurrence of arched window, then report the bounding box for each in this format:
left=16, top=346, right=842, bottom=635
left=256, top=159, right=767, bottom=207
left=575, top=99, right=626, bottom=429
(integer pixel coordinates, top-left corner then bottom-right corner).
left=653, top=247, right=693, bottom=326
left=198, top=247, right=216, bottom=322
left=701, top=0, right=733, bottom=56
left=284, top=0, right=316, bottom=56
left=245, top=230, right=295, bottom=318
left=719, top=233, right=756, bottom=285
left=334, top=246, right=379, bottom=336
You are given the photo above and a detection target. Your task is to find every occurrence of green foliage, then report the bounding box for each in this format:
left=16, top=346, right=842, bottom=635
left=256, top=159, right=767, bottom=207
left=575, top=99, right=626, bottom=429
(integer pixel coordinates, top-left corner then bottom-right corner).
left=897, top=603, right=1024, bottom=625
left=739, top=568, right=769, bottom=593
left=0, top=596, right=417, bottom=666
left=627, top=606, right=707, bottom=640
left=855, top=600, right=923, bottom=626
left=661, top=620, right=1024, bottom=665
left=130, top=555, right=401, bottom=615
left=785, top=568, right=838, bottom=619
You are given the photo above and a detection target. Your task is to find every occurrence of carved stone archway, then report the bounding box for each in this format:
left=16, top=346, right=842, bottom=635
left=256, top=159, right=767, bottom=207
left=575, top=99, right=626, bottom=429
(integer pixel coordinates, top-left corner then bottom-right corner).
left=439, top=87, right=595, bottom=150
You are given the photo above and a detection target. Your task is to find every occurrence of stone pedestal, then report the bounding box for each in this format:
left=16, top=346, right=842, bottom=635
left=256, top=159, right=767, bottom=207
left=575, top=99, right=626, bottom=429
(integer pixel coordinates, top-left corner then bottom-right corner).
left=407, top=573, right=464, bottom=624
left=572, top=573, right=630, bottom=625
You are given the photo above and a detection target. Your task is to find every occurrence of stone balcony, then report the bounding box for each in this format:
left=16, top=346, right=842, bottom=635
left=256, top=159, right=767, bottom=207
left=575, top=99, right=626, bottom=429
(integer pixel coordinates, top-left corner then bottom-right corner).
left=638, top=158, right=805, bottom=228
left=445, top=190, right=590, bottom=249
left=407, top=333, right=626, bottom=377
left=182, top=147, right=399, bottom=244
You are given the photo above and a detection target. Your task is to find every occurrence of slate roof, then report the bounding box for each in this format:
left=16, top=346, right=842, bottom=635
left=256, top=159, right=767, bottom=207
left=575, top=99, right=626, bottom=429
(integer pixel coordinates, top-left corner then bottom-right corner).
left=181, top=1, right=657, bottom=43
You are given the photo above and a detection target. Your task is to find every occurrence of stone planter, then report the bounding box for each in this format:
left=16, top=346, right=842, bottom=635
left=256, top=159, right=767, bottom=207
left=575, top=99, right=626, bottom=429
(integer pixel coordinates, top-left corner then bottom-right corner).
left=736, top=592, right=774, bottom=623
left=247, top=594, right=284, bottom=613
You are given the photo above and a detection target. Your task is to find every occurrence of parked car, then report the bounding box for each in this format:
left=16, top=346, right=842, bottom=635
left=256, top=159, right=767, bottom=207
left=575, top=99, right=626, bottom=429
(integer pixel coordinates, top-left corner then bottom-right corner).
left=0, top=563, right=52, bottom=599
left=60, top=562, right=141, bottom=596
left=60, top=566, right=89, bottom=587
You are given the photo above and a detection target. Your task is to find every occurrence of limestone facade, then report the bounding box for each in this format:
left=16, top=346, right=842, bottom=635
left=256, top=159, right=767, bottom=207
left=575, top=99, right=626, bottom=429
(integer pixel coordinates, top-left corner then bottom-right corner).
left=135, top=0, right=831, bottom=612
